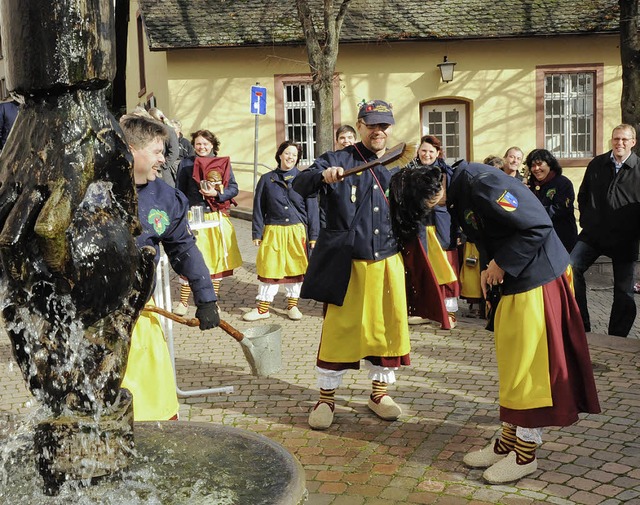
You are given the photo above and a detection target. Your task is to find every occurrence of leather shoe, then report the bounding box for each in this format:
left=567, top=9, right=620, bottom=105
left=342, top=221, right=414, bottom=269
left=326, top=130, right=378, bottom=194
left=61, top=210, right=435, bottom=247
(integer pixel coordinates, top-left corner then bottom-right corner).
left=287, top=306, right=303, bottom=320
left=463, top=441, right=507, bottom=468
left=243, top=308, right=270, bottom=321
left=308, top=402, right=334, bottom=430
left=367, top=395, right=401, bottom=421
left=172, top=302, right=188, bottom=316
left=482, top=452, right=537, bottom=484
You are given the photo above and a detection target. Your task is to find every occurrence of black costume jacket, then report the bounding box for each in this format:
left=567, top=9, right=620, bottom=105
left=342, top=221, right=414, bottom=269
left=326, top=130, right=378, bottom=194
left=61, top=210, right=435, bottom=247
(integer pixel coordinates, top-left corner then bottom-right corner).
left=252, top=166, right=319, bottom=242
left=528, top=172, right=578, bottom=252
left=137, top=178, right=216, bottom=305
left=293, top=143, right=446, bottom=321
left=447, top=161, right=569, bottom=295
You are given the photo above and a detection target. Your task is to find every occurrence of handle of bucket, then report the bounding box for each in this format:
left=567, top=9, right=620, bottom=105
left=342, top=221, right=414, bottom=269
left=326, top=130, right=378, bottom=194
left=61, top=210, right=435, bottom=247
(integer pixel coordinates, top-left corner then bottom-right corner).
left=142, top=306, right=245, bottom=342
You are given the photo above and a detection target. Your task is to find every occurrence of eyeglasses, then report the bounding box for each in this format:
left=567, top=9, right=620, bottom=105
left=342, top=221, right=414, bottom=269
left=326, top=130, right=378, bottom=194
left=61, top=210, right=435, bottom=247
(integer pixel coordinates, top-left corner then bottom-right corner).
left=612, top=137, right=634, bottom=144
left=358, top=121, right=391, bottom=131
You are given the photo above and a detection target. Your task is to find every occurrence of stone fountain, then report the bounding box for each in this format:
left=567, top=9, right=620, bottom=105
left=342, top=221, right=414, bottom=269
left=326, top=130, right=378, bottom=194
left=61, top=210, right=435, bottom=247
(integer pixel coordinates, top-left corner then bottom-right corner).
left=0, top=1, right=305, bottom=502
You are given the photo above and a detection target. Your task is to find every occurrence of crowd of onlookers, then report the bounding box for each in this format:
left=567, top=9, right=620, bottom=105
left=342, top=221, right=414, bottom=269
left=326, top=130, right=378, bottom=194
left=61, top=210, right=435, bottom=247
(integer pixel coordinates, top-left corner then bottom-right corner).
left=1, top=98, right=633, bottom=487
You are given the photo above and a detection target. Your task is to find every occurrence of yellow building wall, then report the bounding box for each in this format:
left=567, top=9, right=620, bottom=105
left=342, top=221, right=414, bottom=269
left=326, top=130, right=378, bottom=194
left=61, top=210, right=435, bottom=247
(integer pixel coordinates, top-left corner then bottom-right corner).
left=125, top=2, right=170, bottom=114
left=126, top=1, right=623, bottom=199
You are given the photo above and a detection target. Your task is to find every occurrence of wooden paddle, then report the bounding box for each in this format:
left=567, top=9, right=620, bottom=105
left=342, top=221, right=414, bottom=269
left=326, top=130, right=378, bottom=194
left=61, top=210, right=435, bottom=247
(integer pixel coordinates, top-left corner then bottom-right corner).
left=142, top=306, right=262, bottom=376
left=338, top=142, right=414, bottom=179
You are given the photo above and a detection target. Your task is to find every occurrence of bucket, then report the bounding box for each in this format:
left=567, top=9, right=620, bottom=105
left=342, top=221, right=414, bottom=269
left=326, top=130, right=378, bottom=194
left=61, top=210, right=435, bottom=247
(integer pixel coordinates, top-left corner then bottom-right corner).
left=242, top=324, right=282, bottom=376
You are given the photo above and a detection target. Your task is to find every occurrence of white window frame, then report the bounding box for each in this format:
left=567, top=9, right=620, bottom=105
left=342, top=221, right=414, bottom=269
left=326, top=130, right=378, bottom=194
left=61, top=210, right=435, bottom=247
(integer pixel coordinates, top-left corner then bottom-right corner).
left=536, top=64, right=603, bottom=167
left=544, top=72, right=595, bottom=159
left=420, top=101, right=469, bottom=165
left=283, top=82, right=316, bottom=165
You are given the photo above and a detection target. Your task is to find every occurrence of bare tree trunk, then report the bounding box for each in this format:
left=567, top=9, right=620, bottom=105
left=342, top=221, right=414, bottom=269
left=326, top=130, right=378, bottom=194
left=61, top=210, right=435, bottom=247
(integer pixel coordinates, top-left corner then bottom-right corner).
left=620, top=0, right=640, bottom=141
left=295, top=0, right=352, bottom=157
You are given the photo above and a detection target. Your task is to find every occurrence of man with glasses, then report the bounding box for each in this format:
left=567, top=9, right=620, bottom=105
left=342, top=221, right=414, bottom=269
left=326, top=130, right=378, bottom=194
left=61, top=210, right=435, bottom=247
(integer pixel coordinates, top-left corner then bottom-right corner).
left=293, top=100, right=443, bottom=430
left=570, top=124, right=640, bottom=337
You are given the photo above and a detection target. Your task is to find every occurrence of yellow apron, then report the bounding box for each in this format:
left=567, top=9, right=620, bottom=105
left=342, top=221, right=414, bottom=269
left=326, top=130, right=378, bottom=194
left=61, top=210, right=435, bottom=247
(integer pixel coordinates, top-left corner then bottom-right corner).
left=426, top=226, right=457, bottom=285
left=319, top=253, right=410, bottom=363
left=256, top=223, right=308, bottom=279
left=460, top=242, right=482, bottom=299
left=494, top=287, right=553, bottom=410
left=122, top=304, right=179, bottom=421
left=194, top=212, right=243, bottom=276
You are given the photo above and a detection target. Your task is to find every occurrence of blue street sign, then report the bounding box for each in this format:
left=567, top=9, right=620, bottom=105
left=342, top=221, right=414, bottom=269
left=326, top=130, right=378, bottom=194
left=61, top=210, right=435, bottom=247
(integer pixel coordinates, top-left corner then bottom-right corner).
left=250, top=86, right=267, bottom=115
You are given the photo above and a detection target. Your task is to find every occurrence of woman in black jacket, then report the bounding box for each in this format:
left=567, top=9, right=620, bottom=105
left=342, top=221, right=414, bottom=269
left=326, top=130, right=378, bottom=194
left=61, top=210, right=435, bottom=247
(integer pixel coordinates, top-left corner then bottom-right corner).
left=525, top=149, right=578, bottom=252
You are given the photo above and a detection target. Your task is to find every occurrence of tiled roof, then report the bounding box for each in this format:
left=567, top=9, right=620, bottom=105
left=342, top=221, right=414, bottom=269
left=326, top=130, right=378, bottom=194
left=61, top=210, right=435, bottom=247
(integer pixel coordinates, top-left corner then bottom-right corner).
left=139, top=0, right=621, bottom=50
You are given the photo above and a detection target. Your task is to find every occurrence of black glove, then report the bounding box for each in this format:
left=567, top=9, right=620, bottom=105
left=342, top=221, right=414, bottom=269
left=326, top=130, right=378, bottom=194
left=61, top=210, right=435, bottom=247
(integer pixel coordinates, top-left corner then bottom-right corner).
left=195, top=301, right=220, bottom=330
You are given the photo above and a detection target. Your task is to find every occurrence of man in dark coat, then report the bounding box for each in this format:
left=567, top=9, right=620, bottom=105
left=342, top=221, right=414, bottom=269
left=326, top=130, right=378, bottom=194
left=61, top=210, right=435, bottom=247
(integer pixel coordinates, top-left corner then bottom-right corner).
left=293, top=100, right=443, bottom=430
left=570, top=124, right=640, bottom=337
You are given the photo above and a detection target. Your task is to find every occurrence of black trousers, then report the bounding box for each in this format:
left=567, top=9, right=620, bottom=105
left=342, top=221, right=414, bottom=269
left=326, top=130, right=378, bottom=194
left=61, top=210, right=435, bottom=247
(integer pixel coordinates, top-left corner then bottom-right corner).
left=570, top=240, right=636, bottom=337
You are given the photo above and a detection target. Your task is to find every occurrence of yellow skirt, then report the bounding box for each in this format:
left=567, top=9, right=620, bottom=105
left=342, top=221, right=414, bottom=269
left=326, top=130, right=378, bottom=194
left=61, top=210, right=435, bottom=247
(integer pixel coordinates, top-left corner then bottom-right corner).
left=426, top=226, right=457, bottom=285
left=121, top=304, right=179, bottom=421
left=319, top=253, right=410, bottom=363
left=194, top=212, right=243, bottom=276
left=256, top=224, right=308, bottom=279
left=494, top=287, right=552, bottom=410
left=460, top=242, right=483, bottom=299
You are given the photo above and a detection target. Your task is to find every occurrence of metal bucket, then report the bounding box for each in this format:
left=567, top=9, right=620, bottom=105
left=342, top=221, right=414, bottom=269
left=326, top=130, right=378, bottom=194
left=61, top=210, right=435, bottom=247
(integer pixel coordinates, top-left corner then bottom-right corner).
left=242, top=324, right=282, bottom=376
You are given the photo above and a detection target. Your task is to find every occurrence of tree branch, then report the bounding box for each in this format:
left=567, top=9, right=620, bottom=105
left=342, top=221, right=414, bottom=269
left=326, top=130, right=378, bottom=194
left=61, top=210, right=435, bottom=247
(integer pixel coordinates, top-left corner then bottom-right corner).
left=295, top=0, right=321, bottom=58
left=335, top=0, right=353, bottom=37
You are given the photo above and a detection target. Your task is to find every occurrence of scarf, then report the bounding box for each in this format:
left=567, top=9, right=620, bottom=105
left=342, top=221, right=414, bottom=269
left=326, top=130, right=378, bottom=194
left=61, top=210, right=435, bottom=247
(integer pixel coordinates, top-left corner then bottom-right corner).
left=192, top=156, right=237, bottom=213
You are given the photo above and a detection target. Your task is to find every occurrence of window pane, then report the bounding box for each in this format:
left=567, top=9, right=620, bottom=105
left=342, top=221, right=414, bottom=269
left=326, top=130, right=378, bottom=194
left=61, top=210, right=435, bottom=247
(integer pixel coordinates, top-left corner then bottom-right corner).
left=283, top=82, right=316, bottom=164
left=544, top=71, right=594, bottom=158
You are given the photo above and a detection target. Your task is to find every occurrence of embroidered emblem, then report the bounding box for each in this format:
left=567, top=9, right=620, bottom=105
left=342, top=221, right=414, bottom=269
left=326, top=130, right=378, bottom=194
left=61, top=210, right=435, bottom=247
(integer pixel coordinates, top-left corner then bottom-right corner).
left=464, top=209, right=479, bottom=230
left=496, top=191, right=518, bottom=212
left=148, top=209, right=170, bottom=235
left=546, top=188, right=557, bottom=199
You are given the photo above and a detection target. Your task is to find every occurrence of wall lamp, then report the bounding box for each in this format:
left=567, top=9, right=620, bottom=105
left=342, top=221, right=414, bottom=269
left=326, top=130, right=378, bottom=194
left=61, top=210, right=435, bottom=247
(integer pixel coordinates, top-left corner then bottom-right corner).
left=437, top=56, right=456, bottom=83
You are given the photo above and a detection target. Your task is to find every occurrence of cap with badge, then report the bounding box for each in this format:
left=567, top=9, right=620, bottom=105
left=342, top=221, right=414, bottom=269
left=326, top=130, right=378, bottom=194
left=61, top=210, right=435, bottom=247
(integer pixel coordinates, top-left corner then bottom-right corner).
left=357, top=100, right=395, bottom=125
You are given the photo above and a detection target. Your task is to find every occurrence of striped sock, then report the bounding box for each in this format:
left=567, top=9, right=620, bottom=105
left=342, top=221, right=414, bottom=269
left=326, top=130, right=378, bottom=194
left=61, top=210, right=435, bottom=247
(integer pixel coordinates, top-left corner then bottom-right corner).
left=287, top=297, right=299, bottom=310
left=211, top=278, right=221, bottom=297
left=514, top=437, right=537, bottom=464
left=257, top=300, right=271, bottom=314
left=494, top=423, right=517, bottom=455
left=179, top=283, right=190, bottom=305
left=318, top=388, right=335, bottom=411
left=370, top=380, right=388, bottom=404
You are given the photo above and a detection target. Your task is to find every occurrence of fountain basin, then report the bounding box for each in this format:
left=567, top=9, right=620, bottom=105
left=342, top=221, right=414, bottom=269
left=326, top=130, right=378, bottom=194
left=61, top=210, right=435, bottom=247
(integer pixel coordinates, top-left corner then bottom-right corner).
left=1, top=420, right=307, bottom=504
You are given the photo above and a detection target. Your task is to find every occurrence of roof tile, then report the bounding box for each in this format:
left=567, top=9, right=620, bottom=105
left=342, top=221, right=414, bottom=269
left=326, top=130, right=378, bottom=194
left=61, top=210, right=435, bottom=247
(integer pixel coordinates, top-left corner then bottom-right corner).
left=138, top=0, right=622, bottom=50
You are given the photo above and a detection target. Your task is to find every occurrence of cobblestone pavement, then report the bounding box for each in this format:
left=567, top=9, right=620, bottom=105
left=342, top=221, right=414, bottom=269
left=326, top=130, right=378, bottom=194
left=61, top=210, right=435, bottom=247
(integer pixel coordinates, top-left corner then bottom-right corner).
left=1, top=217, right=639, bottom=504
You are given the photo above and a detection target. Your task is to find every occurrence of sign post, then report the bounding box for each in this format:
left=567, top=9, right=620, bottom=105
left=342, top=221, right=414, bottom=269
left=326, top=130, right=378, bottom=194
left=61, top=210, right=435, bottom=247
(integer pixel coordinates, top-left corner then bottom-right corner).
left=251, top=84, right=267, bottom=191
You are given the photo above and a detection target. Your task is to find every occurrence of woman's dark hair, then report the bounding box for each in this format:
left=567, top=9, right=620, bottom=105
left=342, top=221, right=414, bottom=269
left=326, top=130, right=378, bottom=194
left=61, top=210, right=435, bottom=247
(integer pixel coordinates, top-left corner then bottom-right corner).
left=525, top=148, right=562, bottom=175
left=191, top=129, right=220, bottom=155
left=418, top=135, right=443, bottom=158
left=389, top=164, right=443, bottom=243
left=275, top=140, right=302, bottom=167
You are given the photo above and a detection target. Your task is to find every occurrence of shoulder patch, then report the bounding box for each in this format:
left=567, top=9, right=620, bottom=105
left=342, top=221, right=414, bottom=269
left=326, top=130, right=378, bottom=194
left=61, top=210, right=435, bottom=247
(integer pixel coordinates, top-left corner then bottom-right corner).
left=496, top=190, right=518, bottom=212
left=148, top=209, right=170, bottom=235
left=464, top=209, right=479, bottom=230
